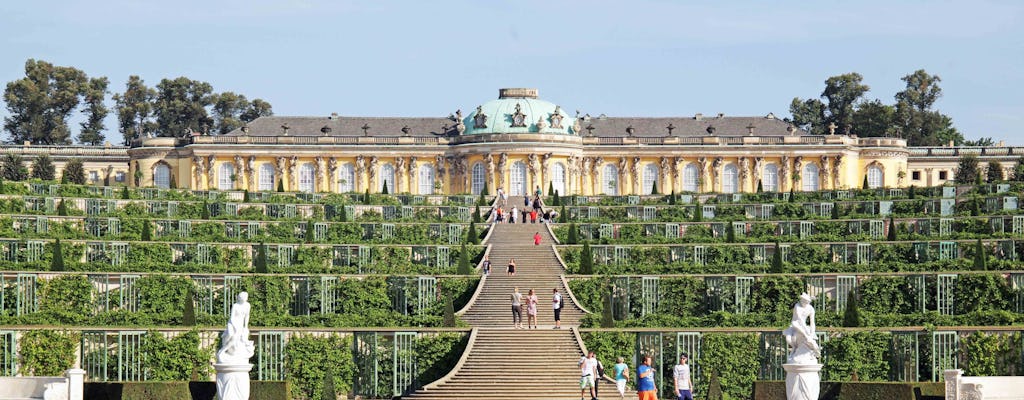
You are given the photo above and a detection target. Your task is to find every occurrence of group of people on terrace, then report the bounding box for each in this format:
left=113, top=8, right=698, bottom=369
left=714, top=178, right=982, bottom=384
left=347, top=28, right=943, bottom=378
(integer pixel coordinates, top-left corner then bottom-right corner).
left=578, top=351, right=693, bottom=400
left=491, top=187, right=559, bottom=224
left=510, top=287, right=564, bottom=329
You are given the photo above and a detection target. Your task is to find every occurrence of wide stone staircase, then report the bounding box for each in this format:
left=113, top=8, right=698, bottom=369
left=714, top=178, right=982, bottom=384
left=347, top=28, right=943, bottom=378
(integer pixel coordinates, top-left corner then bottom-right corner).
left=405, top=222, right=598, bottom=399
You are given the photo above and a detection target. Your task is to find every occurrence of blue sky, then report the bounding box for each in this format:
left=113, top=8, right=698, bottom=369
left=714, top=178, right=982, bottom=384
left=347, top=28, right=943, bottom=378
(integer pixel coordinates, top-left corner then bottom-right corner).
left=1, top=0, right=1022, bottom=144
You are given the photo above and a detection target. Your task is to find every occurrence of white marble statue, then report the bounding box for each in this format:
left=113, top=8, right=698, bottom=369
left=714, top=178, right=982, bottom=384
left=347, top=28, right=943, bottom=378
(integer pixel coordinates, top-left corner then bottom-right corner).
left=215, top=292, right=255, bottom=400
left=783, top=292, right=822, bottom=400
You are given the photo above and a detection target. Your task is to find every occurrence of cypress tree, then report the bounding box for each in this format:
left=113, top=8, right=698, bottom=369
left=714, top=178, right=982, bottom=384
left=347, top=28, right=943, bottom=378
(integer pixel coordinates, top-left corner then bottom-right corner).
left=552, top=190, right=560, bottom=207
left=442, top=297, right=456, bottom=327
left=831, top=203, right=840, bottom=220
left=770, top=241, right=784, bottom=273
left=57, top=199, right=68, bottom=216
left=908, top=185, right=916, bottom=199
left=381, top=180, right=389, bottom=195
left=559, top=204, right=567, bottom=223
left=789, top=186, right=796, bottom=203
left=322, top=371, right=337, bottom=400
left=201, top=201, right=210, bottom=220
left=756, top=179, right=763, bottom=193
left=567, top=223, right=578, bottom=245
left=141, top=219, right=152, bottom=241
left=254, top=242, right=268, bottom=273
left=974, top=239, right=987, bottom=270
left=243, top=189, right=250, bottom=203
left=457, top=243, right=472, bottom=275
left=580, top=242, right=594, bottom=274
left=466, top=221, right=479, bottom=244
left=971, top=199, right=981, bottom=216
left=601, top=292, right=615, bottom=328
left=668, top=190, right=676, bottom=205
left=305, top=220, right=315, bottom=243
left=726, top=221, right=736, bottom=243
left=169, top=176, right=177, bottom=189
left=651, top=180, right=659, bottom=195
left=842, top=289, right=863, bottom=327
left=707, top=369, right=724, bottom=400
left=887, top=216, right=897, bottom=241
left=548, top=181, right=554, bottom=198
left=472, top=205, right=482, bottom=223
left=339, top=205, right=348, bottom=222
left=120, top=186, right=130, bottom=199
left=862, top=175, right=869, bottom=190
left=276, top=179, right=284, bottom=192
left=692, top=203, right=703, bottom=222
left=182, top=286, right=196, bottom=326
left=478, top=182, right=489, bottom=205
left=50, top=239, right=64, bottom=271
left=363, top=188, right=371, bottom=204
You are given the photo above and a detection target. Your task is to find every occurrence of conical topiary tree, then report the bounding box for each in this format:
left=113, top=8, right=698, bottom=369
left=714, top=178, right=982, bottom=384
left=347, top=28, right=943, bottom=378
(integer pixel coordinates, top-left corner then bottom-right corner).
left=726, top=221, right=736, bottom=243
left=548, top=181, right=554, bottom=199
left=887, top=216, right=897, bottom=241
left=322, top=370, right=337, bottom=400
left=442, top=297, right=456, bottom=327
left=552, top=190, right=561, bottom=207
left=756, top=179, right=763, bottom=193
left=472, top=205, right=481, bottom=223
left=120, top=186, right=130, bottom=199
left=707, top=369, right=723, bottom=400
left=580, top=242, right=594, bottom=274
left=862, top=175, right=870, bottom=190
left=478, top=182, right=489, bottom=205
left=51, top=238, right=64, bottom=271
left=692, top=203, right=703, bottom=222
left=57, top=199, right=68, bottom=216
left=276, top=179, right=284, bottom=192
left=651, top=181, right=659, bottom=195
left=381, top=180, right=389, bottom=195
left=601, top=292, right=615, bottom=328
left=243, top=189, right=250, bottom=203
left=668, top=190, right=676, bottom=205
left=559, top=204, right=567, bottom=223
left=909, top=185, right=916, bottom=199
left=466, top=221, right=479, bottom=244
left=363, top=188, right=371, bottom=204
left=201, top=201, right=210, bottom=220
left=254, top=242, right=268, bottom=273
left=182, top=286, right=196, bottom=326
left=457, top=243, right=472, bottom=275
left=831, top=203, right=840, bottom=220
left=842, top=289, right=862, bottom=327
left=567, top=223, right=578, bottom=245
left=974, top=239, right=987, bottom=270
left=141, top=219, right=152, bottom=241
left=770, top=241, right=784, bottom=273
left=305, top=220, right=315, bottom=243
left=339, top=205, right=348, bottom=222
left=789, top=186, right=796, bottom=203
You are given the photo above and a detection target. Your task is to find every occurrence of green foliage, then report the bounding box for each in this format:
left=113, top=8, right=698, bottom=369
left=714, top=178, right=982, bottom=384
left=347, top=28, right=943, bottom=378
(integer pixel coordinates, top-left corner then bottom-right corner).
left=40, top=274, right=91, bottom=316
left=987, top=161, right=1003, bottom=182
left=182, top=285, right=196, bottom=326
left=442, top=297, right=456, bottom=327
left=706, top=369, right=723, bottom=400
left=726, top=221, right=736, bottom=243
left=478, top=181, right=488, bottom=205
left=254, top=242, right=268, bottom=273
left=698, top=333, right=759, bottom=400
left=887, top=216, right=897, bottom=241
left=243, top=189, right=250, bottom=202
left=62, top=159, right=86, bottom=184
left=956, top=155, right=981, bottom=184
left=338, top=205, right=348, bottom=222
left=304, top=219, right=315, bottom=243
left=547, top=181, right=554, bottom=198
left=285, top=334, right=354, bottom=400
left=19, top=330, right=78, bottom=376
left=30, top=154, right=55, bottom=180
left=692, top=202, right=703, bottom=222
left=770, top=241, right=783, bottom=273
left=472, top=205, right=481, bottom=223
left=669, top=190, right=677, bottom=205
left=601, top=292, right=615, bottom=328
left=466, top=221, right=479, bottom=244
left=842, top=289, right=863, bottom=327
left=552, top=189, right=561, bottom=206
left=457, top=243, right=471, bottom=275
left=823, top=331, right=892, bottom=381
left=2, top=154, right=28, bottom=181
left=973, top=239, right=987, bottom=270
left=277, top=179, right=284, bottom=192
left=559, top=204, right=567, bottom=223
left=121, top=186, right=130, bottom=199
left=580, top=242, right=594, bottom=275
left=862, top=175, right=869, bottom=190
left=908, top=185, right=916, bottom=199
left=140, top=219, right=152, bottom=241
left=3, top=59, right=92, bottom=145
left=50, top=238, right=65, bottom=271
left=141, top=330, right=211, bottom=380
left=567, top=222, right=578, bottom=244
left=831, top=202, right=841, bottom=219
left=363, top=188, right=371, bottom=204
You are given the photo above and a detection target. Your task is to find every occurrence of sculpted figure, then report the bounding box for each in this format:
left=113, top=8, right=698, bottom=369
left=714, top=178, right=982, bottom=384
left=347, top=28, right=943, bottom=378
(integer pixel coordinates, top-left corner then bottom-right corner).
left=783, top=293, right=820, bottom=364
left=217, top=292, right=255, bottom=364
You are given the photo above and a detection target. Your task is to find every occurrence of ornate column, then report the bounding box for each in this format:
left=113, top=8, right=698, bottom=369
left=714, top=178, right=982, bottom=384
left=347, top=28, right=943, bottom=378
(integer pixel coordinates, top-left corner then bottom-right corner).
left=631, top=156, right=641, bottom=195
left=354, top=155, right=366, bottom=192
left=286, top=156, right=297, bottom=191
left=527, top=153, right=539, bottom=194
left=368, top=156, right=379, bottom=192
left=780, top=155, right=791, bottom=192
left=205, top=155, right=216, bottom=190
left=328, top=157, right=338, bottom=193
left=672, top=157, right=684, bottom=193
left=497, top=153, right=508, bottom=194
left=484, top=153, right=495, bottom=195
left=793, top=156, right=804, bottom=191
left=711, top=157, right=723, bottom=193
left=395, top=157, right=406, bottom=193
left=193, top=156, right=205, bottom=189
left=246, top=156, right=256, bottom=191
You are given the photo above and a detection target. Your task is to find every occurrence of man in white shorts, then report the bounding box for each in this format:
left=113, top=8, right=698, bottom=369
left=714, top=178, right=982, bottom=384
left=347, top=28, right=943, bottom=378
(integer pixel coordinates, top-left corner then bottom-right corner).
left=579, top=351, right=598, bottom=400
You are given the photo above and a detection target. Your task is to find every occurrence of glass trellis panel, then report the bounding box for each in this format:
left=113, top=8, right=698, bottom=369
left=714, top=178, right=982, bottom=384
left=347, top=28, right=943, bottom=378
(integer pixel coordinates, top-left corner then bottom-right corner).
left=25, top=241, right=44, bottom=262
left=909, top=275, right=927, bottom=313
left=120, top=275, right=140, bottom=312
left=759, top=332, right=787, bottom=380
left=937, top=274, right=957, bottom=315
left=225, top=222, right=240, bottom=238
left=110, top=243, right=128, bottom=267
left=222, top=276, right=241, bottom=317
left=167, top=201, right=178, bottom=217
left=34, top=216, right=48, bottom=234
left=196, top=244, right=212, bottom=264
left=319, top=276, right=338, bottom=314
left=626, top=206, right=641, bottom=220
left=856, top=243, right=871, bottom=265
left=192, top=276, right=214, bottom=315
left=693, top=246, right=707, bottom=266
left=814, top=203, right=831, bottom=218
left=612, top=277, right=631, bottom=319
left=705, top=277, right=724, bottom=312
left=81, top=331, right=111, bottom=381
left=669, top=246, right=686, bottom=263
left=806, top=276, right=826, bottom=312
left=1011, top=273, right=1024, bottom=313
left=641, top=277, right=659, bottom=316
left=1014, top=216, right=1024, bottom=235
left=390, top=277, right=410, bottom=315
left=118, top=331, right=145, bottom=381
left=799, top=221, right=812, bottom=239
left=665, top=224, right=680, bottom=239
left=592, top=246, right=610, bottom=265
left=411, top=247, right=430, bottom=265
left=761, top=204, right=774, bottom=220
left=779, top=244, right=791, bottom=263
left=912, top=242, right=930, bottom=262
left=879, top=201, right=893, bottom=216
left=869, top=220, right=884, bottom=239
left=991, top=217, right=1005, bottom=234
left=447, top=225, right=463, bottom=245
left=940, top=199, right=954, bottom=216
left=290, top=276, right=311, bottom=316
left=313, top=223, right=328, bottom=242
left=635, top=333, right=663, bottom=397
left=0, top=331, right=14, bottom=376
left=835, top=276, right=856, bottom=312
left=353, top=332, right=379, bottom=398
left=89, top=274, right=111, bottom=314
left=676, top=333, right=701, bottom=381
left=393, top=332, right=418, bottom=397
left=703, top=205, right=716, bottom=219
left=1004, top=196, right=1018, bottom=211
left=997, top=184, right=1011, bottom=193
left=734, top=222, right=747, bottom=238
left=381, top=224, right=395, bottom=240
left=613, top=246, right=629, bottom=265
left=939, top=218, right=953, bottom=236
left=16, top=274, right=38, bottom=316
left=939, top=241, right=957, bottom=261
left=435, top=246, right=450, bottom=269
left=587, top=207, right=600, bottom=219
left=383, top=206, right=397, bottom=220
left=942, top=186, right=956, bottom=198
left=735, top=277, right=753, bottom=314
left=599, top=224, right=614, bottom=239
left=752, top=245, right=767, bottom=265
left=891, top=332, right=919, bottom=381
left=256, top=332, right=286, bottom=381
left=277, top=246, right=295, bottom=268
left=417, top=277, right=437, bottom=314
left=178, top=220, right=191, bottom=238
left=932, top=331, right=958, bottom=381
left=643, top=206, right=657, bottom=221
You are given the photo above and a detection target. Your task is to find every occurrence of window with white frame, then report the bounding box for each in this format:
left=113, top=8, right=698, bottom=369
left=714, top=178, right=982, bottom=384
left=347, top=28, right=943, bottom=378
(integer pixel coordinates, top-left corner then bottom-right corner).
left=298, top=163, right=316, bottom=193
left=218, top=163, right=235, bottom=191
left=510, top=161, right=527, bottom=196
left=867, top=166, right=883, bottom=189
left=379, top=164, right=395, bottom=193
left=602, top=163, right=618, bottom=195
left=471, top=162, right=486, bottom=195
left=115, top=171, right=126, bottom=183
left=722, top=163, right=738, bottom=193
left=337, top=163, right=354, bottom=193
left=258, top=163, right=275, bottom=191
left=683, top=164, right=699, bottom=192
left=153, top=164, right=170, bottom=189
left=803, top=163, right=820, bottom=192
left=551, top=162, right=566, bottom=196
left=418, top=164, right=435, bottom=194
left=763, top=164, right=779, bottom=192
left=643, top=163, right=659, bottom=195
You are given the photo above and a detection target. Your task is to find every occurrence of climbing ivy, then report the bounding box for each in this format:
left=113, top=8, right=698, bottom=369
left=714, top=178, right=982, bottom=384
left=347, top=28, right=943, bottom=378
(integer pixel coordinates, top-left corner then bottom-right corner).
left=19, top=330, right=79, bottom=376
left=140, top=330, right=212, bottom=381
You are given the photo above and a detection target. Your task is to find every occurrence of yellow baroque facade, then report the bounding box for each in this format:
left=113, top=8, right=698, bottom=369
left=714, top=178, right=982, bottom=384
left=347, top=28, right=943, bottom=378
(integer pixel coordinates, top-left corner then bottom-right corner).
left=123, top=88, right=1004, bottom=195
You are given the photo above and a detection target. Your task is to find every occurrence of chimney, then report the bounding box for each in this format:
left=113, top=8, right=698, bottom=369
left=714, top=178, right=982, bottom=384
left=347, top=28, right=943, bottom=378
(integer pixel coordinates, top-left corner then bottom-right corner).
left=694, top=113, right=703, bottom=121
left=717, top=113, right=725, bottom=119
left=329, top=113, right=338, bottom=120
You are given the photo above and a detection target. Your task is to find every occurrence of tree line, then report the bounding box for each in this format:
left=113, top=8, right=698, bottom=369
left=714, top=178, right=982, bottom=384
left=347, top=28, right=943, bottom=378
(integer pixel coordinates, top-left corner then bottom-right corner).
left=3, top=59, right=273, bottom=146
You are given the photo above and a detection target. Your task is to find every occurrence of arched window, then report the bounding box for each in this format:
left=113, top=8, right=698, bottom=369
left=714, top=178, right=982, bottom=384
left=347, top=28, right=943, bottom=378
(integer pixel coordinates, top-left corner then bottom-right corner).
left=218, top=163, right=235, bottom=191
left=471, top=162, right=486, bottom=195
left=510, top=161, right=527, bottom=196
left=683, top=164, right=699, bottom=192
left=803, top=163, right=820, bottom=192
left=298, top=163, right=316, bottom=193
left=418, top=164, right=435, bottom=194
left=258, top=163, right=275, bottom=191
left=867, top=165, right=883, bottom=189
left=153, top=164, right=170, bottom=189
left=643, top=164, right=659, bottom=195
left=379, top=164, right=395, bottom=193
left=763, top=164, right=779, bottom=192
left=602, top=164, right=619, bottom=195
left=551, top=162, right=566, bottom=196
left=337, top=163, right=354, bottom=193
left=722, top=163, right=738, bottom=193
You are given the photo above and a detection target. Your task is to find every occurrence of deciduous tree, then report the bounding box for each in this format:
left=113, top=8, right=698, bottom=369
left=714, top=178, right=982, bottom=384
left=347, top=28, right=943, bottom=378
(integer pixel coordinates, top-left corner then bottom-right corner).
left=955, top=155, right=980, bottom=184
left=61, top=159, right=85, bottom=184
left=894, top=70, right=963, bottom=146
left=3, top=59, right=89, bottom=145
left=2, top=154, right=28, bottom=181
left=78, top=77, right=109, bottom=145
left=154, top=77, right=214, bottom=137
left=113, top=75, right=157, bottom=145
left=30, top=154, right=55, bottom=180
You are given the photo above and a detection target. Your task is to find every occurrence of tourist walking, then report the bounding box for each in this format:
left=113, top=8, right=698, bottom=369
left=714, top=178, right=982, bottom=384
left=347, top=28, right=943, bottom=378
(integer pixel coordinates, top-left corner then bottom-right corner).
left=511, top=287, right=523, bottom=329
left=526, top=289, right=538, bottom=329
left=497, top=188, right=506, bottom=206
left=579, top=351, right=599, bottom=400
left=507, top=258, right=516, bottom=276
left=637, top=356, right=656, bottom=400
left=613, top=357, right=629, bottom=400
left=552, top=288, right=563, bottom=329
left=673, top=353, right=693, bottom=400
left=481, top=256, right=491, bottom=275
left=510, top=206, right=518, bottom=223
left=530, top=209, right=537, bottom=223
left=534, top=231, right=542, bottom=246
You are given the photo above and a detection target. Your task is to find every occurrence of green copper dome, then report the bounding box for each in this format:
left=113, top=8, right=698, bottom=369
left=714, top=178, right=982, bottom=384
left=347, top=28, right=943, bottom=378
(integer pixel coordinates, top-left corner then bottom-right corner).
left=463, top=88, right=577, bottom=135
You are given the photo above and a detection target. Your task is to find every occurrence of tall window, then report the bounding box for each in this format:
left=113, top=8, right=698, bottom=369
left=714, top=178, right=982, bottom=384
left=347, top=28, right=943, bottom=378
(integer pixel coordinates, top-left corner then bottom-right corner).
left=153, top=164, right=170, bottom=189
left=338, top=163, right=354, bottom=193
left=867, top=166, right=883, bottom=189
left=803, top=163, right=820, bottom=192
left=218, top=163, right=235, bottom=191
left=471, top=162, right=486, bottom=195
left=379, top=164, right=395, bottom=193
left=551, top=162, right=566, bottom=196
left=722, top=164, right=738, bottom=193
left=298, top=163, right=316, bottom=193
left=763, top=164, right=779, bottom=192
left=418, top=164, right=435, bottom=194
left=643, top=164, right=659, bottom=195
left=510, top=161, right=527, bottom=195
left=602, top=164, right=618, bottom=195
left=258, top=163, right=275, bottom=191
left=683, top=164, right=699, bottom=192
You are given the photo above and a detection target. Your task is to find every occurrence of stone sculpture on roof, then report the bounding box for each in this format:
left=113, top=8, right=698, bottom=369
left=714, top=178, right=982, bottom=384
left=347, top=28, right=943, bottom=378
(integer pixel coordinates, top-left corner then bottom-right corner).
left=511, top=103, right=527, bottom=128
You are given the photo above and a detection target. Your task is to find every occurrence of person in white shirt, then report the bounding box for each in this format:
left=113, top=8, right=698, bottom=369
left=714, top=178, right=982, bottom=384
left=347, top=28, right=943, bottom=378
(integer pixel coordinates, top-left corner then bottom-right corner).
left=579, top=351, right=598, bottom=400
left=552, top=288, right=563, bottom=329
left=673, top=353, right=693, bottom=400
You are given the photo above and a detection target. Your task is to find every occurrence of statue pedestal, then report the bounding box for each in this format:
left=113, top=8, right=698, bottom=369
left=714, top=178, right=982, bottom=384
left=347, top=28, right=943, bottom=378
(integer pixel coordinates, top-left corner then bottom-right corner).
left=783, top=363, right=822, bottom=400
left=214, top=363, right=253, bottom=400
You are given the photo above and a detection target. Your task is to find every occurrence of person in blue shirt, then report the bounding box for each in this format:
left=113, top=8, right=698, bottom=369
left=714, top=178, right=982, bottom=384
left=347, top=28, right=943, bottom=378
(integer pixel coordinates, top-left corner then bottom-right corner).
left=636, top=355, right=657, bottom=400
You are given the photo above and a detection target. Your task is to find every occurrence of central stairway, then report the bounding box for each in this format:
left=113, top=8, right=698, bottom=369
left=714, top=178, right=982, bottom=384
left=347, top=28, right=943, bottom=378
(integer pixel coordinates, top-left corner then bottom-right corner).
left=405, top=222, right=596, bottom=399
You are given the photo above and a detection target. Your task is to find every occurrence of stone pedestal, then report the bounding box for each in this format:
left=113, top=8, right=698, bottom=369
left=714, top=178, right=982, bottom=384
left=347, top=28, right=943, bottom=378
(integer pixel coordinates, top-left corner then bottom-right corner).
left=783, top=363, right=822, bottom=400
left=214, top=363, right=253, bottom=400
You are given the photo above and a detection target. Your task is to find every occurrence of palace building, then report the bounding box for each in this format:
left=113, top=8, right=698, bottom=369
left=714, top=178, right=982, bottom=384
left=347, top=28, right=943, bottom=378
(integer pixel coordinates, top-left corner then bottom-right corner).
left=124, top=88, right=1018, bottom=194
